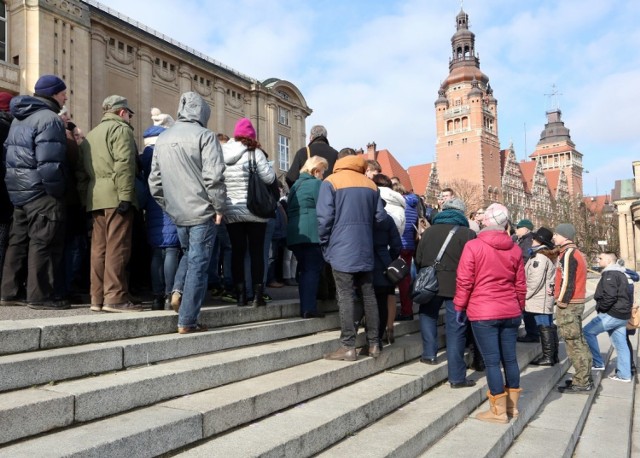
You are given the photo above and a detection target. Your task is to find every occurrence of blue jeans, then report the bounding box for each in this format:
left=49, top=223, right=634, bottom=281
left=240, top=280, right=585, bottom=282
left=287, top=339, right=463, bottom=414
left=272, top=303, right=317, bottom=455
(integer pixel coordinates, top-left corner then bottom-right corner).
left=150, top=246, right=180, bottom=295
left=471, top=317, right=521, bottom=395
left=207, top=222, right=232, bottom=290
left=176, top=220, right=216, bottom=329
left=419, top=296, right=468, bottom=384
left=533, top=313, right=554, bottom=327
left=333, top=269, right=379, bottom=347
left=290, top=243, right=324, bottom=315
left=584, top=313, right=631, bottom=379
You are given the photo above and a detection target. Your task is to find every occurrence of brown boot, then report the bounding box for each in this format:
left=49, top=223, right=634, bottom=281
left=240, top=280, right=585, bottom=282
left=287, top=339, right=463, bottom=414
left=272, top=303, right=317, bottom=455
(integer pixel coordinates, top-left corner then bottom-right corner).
left=505, top=387, right=522, bottom=418
left=324, top=346, right=357, bottom=361
left=476, top=391, right=509, bottom=424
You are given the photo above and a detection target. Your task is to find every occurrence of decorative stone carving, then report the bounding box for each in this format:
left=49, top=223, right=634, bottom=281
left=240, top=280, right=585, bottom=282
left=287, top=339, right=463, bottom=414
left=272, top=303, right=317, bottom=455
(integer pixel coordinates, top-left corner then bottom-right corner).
left=40, top=0, right=91, bottom=27
left=108, top=42, right=135, bottom=67
left=193, top=81, right=212, bottom=98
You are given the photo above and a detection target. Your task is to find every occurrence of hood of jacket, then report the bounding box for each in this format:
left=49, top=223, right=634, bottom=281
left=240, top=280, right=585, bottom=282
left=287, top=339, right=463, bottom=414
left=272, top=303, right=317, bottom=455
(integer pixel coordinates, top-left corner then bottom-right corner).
left=10, top=95, right=59, bottom=120
left=176, top=91, right=210, bottom=127
left=477, top=228, right=515, bottom=251
left=143, top=125, right=166, bottom=138
left=223, top=138, right=250, bottom=165
left=404, top=193, right=419, bottom=208
left=332, top=155, right=366, bottom=174
left=379, top=186, right=406, bottom=209
left=603, top=263, right=626, bottom=274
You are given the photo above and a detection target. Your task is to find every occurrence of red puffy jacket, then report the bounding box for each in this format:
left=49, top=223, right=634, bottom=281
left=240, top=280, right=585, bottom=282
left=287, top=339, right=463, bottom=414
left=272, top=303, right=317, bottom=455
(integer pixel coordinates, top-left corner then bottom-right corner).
left=454, top=229, right=526, bottom=321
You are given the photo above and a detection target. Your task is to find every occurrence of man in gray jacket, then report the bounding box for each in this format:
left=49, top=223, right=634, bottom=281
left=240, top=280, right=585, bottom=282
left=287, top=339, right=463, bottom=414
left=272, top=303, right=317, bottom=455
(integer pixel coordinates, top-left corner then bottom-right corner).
left=148, top=92, right=226, bottom=333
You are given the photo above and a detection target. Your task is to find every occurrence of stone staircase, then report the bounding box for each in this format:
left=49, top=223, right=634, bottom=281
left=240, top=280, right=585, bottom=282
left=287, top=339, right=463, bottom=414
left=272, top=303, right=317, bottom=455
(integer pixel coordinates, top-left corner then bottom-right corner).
left=0, top=283, right=636, bottom=457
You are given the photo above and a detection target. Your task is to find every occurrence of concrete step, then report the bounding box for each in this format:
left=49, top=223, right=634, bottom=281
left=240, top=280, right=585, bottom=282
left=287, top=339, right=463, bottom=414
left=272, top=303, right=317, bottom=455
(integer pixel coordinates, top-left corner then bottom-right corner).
left=318, top=343, right=541, bottom=457
left=0, top=299, right=331, bottom=355
left=0, top=319, right=420, bottom=445
left=0, top=330, right=422, bottom=454
left=0, top=313, right=341, bottom=392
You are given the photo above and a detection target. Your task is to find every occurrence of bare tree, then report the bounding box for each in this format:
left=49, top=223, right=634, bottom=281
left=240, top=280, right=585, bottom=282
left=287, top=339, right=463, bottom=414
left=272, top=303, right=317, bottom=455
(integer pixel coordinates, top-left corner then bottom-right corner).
left=442, top=179, right=484, bottom=215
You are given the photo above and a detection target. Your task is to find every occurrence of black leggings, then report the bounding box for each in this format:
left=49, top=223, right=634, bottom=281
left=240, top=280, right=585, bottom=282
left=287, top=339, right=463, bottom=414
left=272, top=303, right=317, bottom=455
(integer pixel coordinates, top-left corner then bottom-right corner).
left=227, top=222, right=266, bottom=285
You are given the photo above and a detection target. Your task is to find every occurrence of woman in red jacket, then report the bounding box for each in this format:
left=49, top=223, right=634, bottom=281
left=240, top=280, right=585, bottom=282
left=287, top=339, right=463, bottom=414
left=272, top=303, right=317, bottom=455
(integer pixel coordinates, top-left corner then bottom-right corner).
left=454, top=203, right=526, bottom=424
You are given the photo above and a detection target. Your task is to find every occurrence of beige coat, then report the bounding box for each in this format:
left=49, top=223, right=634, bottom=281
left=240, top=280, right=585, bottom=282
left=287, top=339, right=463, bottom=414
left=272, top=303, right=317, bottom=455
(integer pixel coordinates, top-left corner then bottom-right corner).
left=524, top=249, right=557, bottom=314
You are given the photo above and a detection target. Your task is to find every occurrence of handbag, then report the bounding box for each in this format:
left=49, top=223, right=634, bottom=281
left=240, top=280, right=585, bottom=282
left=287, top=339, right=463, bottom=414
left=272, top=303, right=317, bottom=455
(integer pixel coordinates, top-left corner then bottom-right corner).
left=411, top=226, right=459, bottom=303
left=628, top=306, right=640, bottom=330
left=246, top=150, right=279, bottom=218
left=385, top=257, right=409, bottom=284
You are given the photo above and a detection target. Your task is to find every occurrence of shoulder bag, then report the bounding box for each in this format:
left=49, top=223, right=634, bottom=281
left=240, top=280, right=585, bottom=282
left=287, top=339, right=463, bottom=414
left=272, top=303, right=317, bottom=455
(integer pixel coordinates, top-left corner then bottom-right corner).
left=411, top=226, right=459, bottom=303
left=247, top=150, right=279, bottom=218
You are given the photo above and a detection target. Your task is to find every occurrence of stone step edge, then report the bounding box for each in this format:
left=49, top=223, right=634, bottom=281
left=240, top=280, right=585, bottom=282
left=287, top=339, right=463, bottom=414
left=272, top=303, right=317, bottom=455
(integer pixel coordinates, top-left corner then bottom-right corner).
left=0, top=334, right=423, bottom=451
left=0, top=313, right=343, bottom=393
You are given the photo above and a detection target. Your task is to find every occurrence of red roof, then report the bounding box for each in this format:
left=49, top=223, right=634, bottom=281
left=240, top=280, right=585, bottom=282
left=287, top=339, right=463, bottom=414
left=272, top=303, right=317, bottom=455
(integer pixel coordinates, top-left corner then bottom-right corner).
left=519, top=161, right=536, bottom=193
left=543, top=169, right=560, bottom=196
left=376, top=149, right=413, bottom=192
left=407, top=163, right=432, bottom=196
left=582, top=195, right=611, bottom=215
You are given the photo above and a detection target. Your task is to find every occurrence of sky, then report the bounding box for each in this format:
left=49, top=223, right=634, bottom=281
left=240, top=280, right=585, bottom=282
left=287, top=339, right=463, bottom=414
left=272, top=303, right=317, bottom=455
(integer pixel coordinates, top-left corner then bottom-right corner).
left=101, top=0, right=639, bottom=197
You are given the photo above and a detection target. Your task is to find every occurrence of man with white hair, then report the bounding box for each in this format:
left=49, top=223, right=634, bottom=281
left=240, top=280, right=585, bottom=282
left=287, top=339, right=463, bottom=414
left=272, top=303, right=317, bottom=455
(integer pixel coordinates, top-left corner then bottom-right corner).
left=285, top=124, right=338, bottom=187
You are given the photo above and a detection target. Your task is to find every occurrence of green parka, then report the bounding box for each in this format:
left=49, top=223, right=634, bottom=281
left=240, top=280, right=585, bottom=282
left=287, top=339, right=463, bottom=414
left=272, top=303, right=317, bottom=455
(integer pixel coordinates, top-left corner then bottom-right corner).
left=78, top=113, right=138, bottom=211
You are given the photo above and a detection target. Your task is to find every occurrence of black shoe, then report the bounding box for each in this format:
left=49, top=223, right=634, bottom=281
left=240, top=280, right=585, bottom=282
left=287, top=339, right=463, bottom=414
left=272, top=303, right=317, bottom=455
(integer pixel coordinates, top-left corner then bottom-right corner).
left=558, top=382, right=593, bottom=393
left=517, top=335, right=539, bottom=343
left=450, top=379, right=476, bottom=388
left=27, top=300, right=71, bottom=311
left=252, top=284, right=266, bottom=307
left=420, top=357, right=438, bottom=365
left=235, top=283, right=247, bottom=306
left=0, top=295, right=26, bottom=306
left=151, top=295, right=165, bottom=311
left=302, top=311, right=325, bottom=319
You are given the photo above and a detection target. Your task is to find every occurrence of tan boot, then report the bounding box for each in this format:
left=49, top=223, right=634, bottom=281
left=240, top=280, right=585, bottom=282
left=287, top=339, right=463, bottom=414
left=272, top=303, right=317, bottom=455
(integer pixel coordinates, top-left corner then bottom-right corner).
left=476, top=391, right=509, bottom=424
left=324, top=346, right=357, bottom=361
left=505, top=387, right=522, bottom=418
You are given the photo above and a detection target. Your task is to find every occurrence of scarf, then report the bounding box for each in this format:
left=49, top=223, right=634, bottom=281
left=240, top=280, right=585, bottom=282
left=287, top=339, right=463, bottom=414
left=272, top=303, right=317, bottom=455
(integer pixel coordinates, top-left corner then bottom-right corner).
left=432, top=209, right=469, bottom=227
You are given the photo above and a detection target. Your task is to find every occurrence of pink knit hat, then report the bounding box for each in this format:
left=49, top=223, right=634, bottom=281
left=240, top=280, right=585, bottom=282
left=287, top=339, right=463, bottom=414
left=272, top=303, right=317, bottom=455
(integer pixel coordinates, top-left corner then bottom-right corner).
left=233, top=118, right=256, bottom=139
left=483, top=203, right=509, bottom=227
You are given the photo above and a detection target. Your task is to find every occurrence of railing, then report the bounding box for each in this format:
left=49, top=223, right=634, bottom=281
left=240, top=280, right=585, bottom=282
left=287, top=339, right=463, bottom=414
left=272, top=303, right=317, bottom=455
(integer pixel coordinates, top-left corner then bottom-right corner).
left=83, top=0, right=257, bottom=84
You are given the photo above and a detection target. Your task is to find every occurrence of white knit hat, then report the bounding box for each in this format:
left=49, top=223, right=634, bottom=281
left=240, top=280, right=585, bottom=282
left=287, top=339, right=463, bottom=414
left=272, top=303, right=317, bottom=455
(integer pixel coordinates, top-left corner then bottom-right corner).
left=151, top=107, right=175, bottom=128
left=484, top=203, right=509, bottom=227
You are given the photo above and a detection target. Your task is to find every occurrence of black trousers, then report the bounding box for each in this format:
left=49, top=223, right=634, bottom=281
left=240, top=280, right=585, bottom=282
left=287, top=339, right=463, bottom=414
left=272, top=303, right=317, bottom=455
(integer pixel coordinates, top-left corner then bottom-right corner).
left=1, top=195, right=65, bottom=302
left=227, top=221, right=266, bottom=285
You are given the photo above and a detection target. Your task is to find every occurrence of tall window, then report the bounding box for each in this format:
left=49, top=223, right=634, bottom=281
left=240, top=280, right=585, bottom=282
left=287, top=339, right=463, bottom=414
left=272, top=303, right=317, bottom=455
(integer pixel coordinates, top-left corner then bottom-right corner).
left=278, top=135, right=289, bottom=171
left=0, top=1, right=7, bottom=62
left=278, top=107, right=289, bottom=126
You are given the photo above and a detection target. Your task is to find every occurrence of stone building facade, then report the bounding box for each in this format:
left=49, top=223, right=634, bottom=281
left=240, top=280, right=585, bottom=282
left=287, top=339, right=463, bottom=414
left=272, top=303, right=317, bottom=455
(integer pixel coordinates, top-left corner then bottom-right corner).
left=614, top=161, right=640, bottom=271
left=0, top=0, right=311, bottom=177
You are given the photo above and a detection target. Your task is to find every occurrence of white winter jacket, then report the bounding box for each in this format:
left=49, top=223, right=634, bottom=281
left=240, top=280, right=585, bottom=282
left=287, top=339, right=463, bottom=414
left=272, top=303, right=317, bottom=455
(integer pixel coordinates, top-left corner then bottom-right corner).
left=222, top=139, right=276, bottom=224
left=379, top=186, right=406, bottom=236
left=525, top=248, right=557, bottom=314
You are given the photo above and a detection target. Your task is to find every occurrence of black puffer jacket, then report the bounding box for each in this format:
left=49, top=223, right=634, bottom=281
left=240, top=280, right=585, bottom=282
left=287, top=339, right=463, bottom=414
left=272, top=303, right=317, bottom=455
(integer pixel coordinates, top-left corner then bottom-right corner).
left=595, top=264, right=632, bottom=320
left=0, top=111, right=14, bottom=222
left=4, top=95, right=66, bottom=206
left=285, top=136, right=338, bottom=187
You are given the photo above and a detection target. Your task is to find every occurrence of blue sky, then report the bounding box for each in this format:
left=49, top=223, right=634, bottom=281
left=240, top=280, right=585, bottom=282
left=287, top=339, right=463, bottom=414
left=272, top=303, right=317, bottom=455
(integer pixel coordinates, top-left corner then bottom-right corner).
left=103, top=0, right=639, bottom=197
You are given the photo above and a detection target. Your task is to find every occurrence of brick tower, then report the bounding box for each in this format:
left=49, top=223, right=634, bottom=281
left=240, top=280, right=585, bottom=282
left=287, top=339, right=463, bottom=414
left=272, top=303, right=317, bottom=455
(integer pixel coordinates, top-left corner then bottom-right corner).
left=434, top=9, right=502, bottom=202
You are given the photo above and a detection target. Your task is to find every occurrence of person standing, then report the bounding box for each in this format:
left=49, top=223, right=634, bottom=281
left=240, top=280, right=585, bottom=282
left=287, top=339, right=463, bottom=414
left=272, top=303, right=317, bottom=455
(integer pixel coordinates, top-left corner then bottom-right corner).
left=583, top=252, right=633, bottom=382
left=222, top=118, right=275, bottom=307
left=553, top=223, right=593, bottom=393
left=317, top=152, right=387, bottom=361
left=79, top=95, right=141, bottom=313
left=1, top=75, right=69, bottom=310
left=286, top=155, right=328, bottom=318
left=416, top=198, right=477, bottom=387
left=285, top=125, right=338, bottom=187
left=525, top=227, right=560, bottom=366
left=148, top=92, right=226, bottom=332
left=454, top=203, right=526, bottom=423
left=0, top=92, right=14, bottom=289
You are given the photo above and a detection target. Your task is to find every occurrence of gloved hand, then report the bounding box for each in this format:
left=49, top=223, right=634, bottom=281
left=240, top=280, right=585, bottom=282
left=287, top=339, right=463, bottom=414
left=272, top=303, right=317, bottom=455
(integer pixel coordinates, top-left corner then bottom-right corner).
left=455, top=310, right=467, bottom=326
left=116, top=201, right=131, bottom=215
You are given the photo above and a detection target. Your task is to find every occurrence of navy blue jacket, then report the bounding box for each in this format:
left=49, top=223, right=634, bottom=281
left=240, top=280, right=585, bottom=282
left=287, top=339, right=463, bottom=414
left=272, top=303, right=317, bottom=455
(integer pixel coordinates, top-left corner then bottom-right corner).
left=373, top=214, right=402, bottom=288
left=4, top=95, right=66, bottom=206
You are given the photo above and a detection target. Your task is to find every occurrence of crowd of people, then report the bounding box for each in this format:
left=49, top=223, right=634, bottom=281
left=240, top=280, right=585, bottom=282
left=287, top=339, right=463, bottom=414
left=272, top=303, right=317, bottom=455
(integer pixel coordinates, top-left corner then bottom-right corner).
left=0, top=75, right=635, bottom=421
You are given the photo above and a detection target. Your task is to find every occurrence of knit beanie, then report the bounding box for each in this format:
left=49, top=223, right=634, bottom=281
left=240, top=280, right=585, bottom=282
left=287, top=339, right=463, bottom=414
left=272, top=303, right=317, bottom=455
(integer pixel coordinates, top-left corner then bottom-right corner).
left=0, top=92, right=13, bottom=112
left=516, top=219, right=534, bottom=231
left=34, top=75, right=67, bottom=97
left=150, top=107, right=175, bottom=128
left=233, top=118, right=256, bottom=139
left=555, top=223, right=576, bottom=241
left=442, top=197, right=466, bottom=213
left=484, top=203, right=509, bottom=227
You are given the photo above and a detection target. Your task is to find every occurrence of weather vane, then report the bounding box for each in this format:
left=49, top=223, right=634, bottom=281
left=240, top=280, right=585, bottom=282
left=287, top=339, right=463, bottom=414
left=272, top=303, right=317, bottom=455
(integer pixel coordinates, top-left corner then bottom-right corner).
left=544, top=84, right=562, bottom=111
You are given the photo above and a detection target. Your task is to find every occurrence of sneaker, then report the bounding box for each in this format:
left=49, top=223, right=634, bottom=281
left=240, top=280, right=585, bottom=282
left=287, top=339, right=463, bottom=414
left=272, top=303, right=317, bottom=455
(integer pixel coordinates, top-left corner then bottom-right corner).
left=102, top=302, right=144, bottom=313
left=262, top=293, right=273, bottom=302
left=220, top=290, right=236, bottom=303
left=0, top=295, right=26, bottom=306
left=90, top=304, right=103, bottom=312
left=209, top=287, right=224, bottom=299
left=178, top=324, right=208, bottom=334
left=558, top=382, right=593, bottom=393
left=608, top=374, right=632, bottom=383
left=591, top=365, right=605, bottom=371
left=27, top=300, right=71, bottom=311
left=170, top=291, right=182, bottom=313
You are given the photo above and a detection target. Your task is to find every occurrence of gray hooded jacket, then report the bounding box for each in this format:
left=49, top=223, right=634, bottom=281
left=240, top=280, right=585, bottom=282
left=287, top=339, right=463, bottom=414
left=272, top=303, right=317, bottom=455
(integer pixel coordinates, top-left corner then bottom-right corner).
left=148, top=92, right=226, bottom=226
